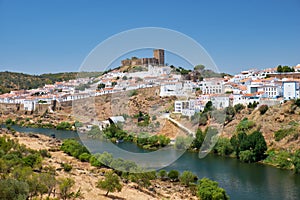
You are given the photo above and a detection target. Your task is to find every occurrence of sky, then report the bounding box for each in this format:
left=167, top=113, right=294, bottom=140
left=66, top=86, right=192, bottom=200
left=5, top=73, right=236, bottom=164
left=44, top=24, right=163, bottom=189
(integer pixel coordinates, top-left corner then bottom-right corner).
left=0, top=0, right=299, bottom=75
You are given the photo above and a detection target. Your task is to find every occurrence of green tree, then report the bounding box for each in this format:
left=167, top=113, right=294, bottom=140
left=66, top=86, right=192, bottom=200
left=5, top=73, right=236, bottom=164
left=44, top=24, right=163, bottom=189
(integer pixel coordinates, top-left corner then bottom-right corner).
left=192, top=129, right=205, bottom=149
left=97, top=83, right=106, bottom=89
left=97, top=171, right=122, bottom=196
left=204, top=101, right=213, bottom=113
left=234, top=103, right=245, bottom=113
left=0, top=179, right=29, bottom=200
left=179, top=171, right=197, bottom=186
left=197, top=178, right=229, bottom=200
left=213, top=137, right=234, bottom=156
left=194, top=64, right=205, bottom=71
left=58, top=177, right=75, bottom=200
left=277, top=65, right=283, bottom=72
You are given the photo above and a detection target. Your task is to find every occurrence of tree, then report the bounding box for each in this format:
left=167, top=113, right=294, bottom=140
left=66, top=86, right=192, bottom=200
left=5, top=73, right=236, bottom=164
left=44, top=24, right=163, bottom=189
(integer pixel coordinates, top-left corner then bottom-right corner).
left=213, top=137, right=234, bottom=156
left=97, top=171, right=122, bottom=196
left=204, top=101, right=213, bottom=113
left=197, top=178, right=229, bottom=200
left=277, top=65, right=283, bottom=72
left=194, top=64, right=205, bottom=71
left=192, top=129, right=205, bottom=149
left=97, top=83, right=106, bottom=89
left=58, top=177, right=75, bottom=200
left=168, top=170, right=180, bottom=182
left=0, top=179, right=29, bottom=200
left=179, top=171, right=197, bottom=186
left=234, top=103, right=245, bottom=113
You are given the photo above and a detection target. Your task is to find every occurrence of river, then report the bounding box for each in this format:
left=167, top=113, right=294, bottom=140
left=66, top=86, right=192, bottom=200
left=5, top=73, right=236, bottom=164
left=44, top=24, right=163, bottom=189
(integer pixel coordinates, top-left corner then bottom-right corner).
left=6, top=125, right=300, bottom=200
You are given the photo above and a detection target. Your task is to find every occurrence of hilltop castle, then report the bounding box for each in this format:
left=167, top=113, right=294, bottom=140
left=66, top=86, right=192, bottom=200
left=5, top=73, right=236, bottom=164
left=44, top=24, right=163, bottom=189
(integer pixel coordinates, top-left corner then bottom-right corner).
left=121, top=49, right=165, bottom=67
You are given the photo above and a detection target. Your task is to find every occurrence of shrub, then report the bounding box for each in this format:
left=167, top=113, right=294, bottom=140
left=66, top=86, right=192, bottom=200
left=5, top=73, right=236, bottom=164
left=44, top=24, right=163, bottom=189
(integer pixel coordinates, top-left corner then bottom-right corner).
left=56, top=122, right=72, bottom=130
left=158, top=170, right=167, bottom=180
left=61, top=163, right=72, bottom=172
left=213, top=138, right=234, bottom=156
left=97, top=171, right=122, bottom=196
left=128, top=90, right=138, bottom=97
left=239, top=150, right=256, bottom=163
left=168, top=170, right=180, bottom=181
left=79, top=153, right=91, bottom=162
left=258, top=105, right=268, bottom=115
left=179, top=171, right=198, bottom=186
left=274, top=128, right=295, bottom=141
left=60, top=139, right=90, bottom=159
left=197, top=178, right=229, bottom=200
left=234, top=103, right=245, bottom=113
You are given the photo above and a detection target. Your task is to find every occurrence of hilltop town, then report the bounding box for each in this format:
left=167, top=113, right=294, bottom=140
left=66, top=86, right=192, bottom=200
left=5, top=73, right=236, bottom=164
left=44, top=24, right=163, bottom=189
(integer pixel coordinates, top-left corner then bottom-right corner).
left=0, top=49, right=299, bottom=120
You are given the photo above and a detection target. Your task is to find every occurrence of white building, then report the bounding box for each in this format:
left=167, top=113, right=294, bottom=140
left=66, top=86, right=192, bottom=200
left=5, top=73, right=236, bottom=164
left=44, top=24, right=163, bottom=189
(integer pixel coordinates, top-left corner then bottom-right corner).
left=160, top=82, right=183, bottom=96
left=283, top=81, right=298, bottom=100
left=200, top=78, right=224, bottom=94
left=210, top=95, right=230, bottom=109
left=174, top=99, right=196, bottom=116
left=24, top=99, right=37, bottom=111
left=262, top=85, right=282, bottom=98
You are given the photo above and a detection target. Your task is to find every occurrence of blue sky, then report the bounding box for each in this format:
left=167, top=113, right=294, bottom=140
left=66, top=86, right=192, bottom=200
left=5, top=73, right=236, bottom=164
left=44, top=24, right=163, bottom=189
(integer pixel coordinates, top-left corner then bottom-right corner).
left=0, top=0, right=299, bottom=75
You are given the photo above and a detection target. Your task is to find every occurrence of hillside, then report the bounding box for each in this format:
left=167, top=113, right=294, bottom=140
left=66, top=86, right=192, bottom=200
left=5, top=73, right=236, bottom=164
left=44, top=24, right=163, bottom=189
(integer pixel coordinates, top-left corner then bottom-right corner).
left=0, top=71, right=102, bottom=94
left=222, top=101, right=300, bottom=152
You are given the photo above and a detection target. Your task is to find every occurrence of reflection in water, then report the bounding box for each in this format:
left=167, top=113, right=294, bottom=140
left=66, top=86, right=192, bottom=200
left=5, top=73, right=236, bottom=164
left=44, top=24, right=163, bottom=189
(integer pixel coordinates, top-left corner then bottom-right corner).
left=7, top=125, right=300, bottom=200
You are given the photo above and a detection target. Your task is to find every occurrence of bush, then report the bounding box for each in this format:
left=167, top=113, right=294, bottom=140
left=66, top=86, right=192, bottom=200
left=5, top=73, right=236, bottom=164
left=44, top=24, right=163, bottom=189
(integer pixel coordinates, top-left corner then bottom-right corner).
left=78, top=153, right=91, bottom=162
left=60, top=139, right=90, bottom=159
left=258, top=105, right=268, bottom=115
left=97, top=171, right=122, bottom=196
left=158, top=170, right=167, bottom=180
left=89, top=154, right=102, bottom=167
left=179, top=171, right=198, bottom=186
left=197, top=178, right=229, bottom=200
left=62, top=163, right=72, bottom=172
left=128, top=90, right=138, bottom=97
left=239, top=150, right=256, bottom=163
left=213, top=138, right=234, bottom=156
left=56, top=122, right=72, bottom=130
left=234, top=103, right=245, bottom=113
left=0, top=179, right=29, bottom=200
left=168, top=170, right=180, bottom=181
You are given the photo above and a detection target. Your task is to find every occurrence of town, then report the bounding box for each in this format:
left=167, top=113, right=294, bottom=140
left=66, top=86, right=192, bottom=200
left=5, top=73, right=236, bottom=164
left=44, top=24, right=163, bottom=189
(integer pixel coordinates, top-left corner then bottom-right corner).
left=0, top=49, right=300, bottom=119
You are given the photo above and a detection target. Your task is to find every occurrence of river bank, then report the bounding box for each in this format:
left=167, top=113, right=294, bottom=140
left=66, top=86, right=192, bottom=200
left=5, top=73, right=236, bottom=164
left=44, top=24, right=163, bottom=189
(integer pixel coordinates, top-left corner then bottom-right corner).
left=0, top=128, right=198, bottom=200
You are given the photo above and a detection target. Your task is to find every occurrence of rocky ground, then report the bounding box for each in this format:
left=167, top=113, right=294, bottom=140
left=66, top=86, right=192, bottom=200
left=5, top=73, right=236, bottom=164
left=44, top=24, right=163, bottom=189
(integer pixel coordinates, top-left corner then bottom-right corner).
left=0, top=129, right=197, bottom=200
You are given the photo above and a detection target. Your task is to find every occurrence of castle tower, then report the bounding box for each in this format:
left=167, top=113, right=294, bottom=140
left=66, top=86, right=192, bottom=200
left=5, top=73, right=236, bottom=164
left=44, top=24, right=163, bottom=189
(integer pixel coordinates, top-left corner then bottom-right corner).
left=153, top=49, right=164, bottom=66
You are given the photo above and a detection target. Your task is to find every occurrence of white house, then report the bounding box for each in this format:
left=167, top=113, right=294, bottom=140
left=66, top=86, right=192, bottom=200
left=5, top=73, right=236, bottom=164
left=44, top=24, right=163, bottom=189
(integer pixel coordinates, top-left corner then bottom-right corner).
left=200, top=78, right=224, bottom=94
left=174, top=99, right=196, bottom=116
left=160, top=82, right=183, bottom=96
left=210, top=95, right=230, bottom=109
left=283, top=81, right=298, bottom=100
left=24, top=99, right=37, bottom=111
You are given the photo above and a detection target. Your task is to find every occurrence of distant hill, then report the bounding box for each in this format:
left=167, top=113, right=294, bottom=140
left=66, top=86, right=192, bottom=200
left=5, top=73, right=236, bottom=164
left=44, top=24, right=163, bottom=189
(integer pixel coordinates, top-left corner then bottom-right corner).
left=0, top=71, right=102, bottom=94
